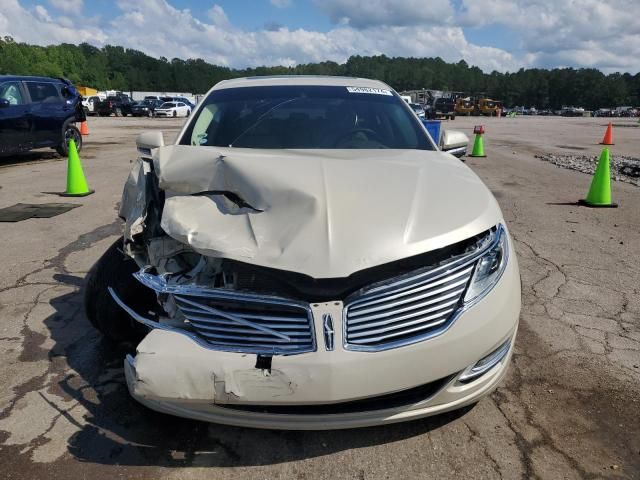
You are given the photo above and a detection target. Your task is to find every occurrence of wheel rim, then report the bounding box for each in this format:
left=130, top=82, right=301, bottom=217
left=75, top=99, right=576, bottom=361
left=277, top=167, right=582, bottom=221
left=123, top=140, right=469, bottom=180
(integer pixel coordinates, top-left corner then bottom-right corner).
left=64, top=127, right=81, bottom=149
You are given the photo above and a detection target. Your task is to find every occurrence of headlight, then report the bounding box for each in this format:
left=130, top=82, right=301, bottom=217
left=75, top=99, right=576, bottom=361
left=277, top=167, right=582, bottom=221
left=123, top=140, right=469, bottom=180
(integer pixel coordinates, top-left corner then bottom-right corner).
left=464, top=225, right=509, bottom=303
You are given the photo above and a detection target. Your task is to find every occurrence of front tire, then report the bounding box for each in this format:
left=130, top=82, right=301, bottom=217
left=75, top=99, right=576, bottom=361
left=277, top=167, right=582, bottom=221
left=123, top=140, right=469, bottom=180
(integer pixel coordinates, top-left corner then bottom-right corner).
left=172, top=110, right=177, bottom=118
left=56, top=124, right=82, bottom=156
left=84, top=238, right=155, bottom=344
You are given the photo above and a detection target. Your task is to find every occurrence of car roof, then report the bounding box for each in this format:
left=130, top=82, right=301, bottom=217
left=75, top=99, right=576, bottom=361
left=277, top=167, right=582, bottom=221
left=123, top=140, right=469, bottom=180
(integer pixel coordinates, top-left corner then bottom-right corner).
left=0, top=75, right=68, bottom=83
left=212, top=75, right=392, bottom=91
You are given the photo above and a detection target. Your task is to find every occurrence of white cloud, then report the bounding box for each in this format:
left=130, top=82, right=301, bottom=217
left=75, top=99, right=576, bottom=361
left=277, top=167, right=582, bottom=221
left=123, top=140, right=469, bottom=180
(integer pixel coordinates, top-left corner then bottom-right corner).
left=271, top=0, right=292, bottom=8
left=34, top=5, right=52, bottom=22
left=207, top=4, right=231, bottom=29
left=48, top=0, right=83, bottom=14
left=459, top=0, right=640, bottom=71
left=317, top=0, right=453, bottom=28
left=0, top=0, right=517, bottom=72
left=1, top=0, right=106, bottom=45
left=1, top=0, right=639, bottom=74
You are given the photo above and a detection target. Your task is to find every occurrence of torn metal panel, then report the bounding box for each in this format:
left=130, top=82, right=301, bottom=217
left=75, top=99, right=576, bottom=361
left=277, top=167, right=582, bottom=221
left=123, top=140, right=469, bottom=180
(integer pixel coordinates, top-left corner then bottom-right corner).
left=128, top=329, right=308, bottom=404
left=119, top=158, right=150, bottom=241
left=153, top=144, right=501, bottom=278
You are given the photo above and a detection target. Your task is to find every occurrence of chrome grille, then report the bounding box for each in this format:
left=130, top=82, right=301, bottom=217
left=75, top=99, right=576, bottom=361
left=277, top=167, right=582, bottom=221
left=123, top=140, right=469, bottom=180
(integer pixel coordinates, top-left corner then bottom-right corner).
left=344, top=254, right=477, bottom=351
left=133, top=272, right=315, bottom=355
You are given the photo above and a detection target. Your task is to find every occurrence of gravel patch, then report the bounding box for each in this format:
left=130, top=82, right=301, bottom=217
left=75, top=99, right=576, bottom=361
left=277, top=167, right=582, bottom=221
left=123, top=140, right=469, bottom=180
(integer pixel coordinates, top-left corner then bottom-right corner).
left=535, top=153, right=640, bottom=187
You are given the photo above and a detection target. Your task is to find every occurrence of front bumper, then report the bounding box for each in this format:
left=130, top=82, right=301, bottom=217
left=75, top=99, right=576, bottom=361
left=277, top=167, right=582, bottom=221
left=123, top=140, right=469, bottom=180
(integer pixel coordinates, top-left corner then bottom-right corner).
left=126, top=330, right=515, bottom=429
left=120, top=242, right=520, bottom=429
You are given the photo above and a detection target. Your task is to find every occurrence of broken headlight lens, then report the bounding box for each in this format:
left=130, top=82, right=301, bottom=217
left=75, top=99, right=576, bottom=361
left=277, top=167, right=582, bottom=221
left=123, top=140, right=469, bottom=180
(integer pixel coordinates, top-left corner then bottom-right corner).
left=464, top=226, right=508, bottom=303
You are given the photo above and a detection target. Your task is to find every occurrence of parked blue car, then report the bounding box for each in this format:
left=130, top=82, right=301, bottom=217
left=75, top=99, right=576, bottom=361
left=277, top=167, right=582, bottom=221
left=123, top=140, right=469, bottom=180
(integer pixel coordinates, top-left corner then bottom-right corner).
left=0, top=75, right=85, bottom=156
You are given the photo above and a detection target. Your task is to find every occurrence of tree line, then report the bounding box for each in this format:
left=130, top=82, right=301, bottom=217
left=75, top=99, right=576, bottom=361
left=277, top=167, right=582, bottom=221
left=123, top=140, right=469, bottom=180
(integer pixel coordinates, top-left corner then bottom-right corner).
left=1, top=36, right=639, bottom=109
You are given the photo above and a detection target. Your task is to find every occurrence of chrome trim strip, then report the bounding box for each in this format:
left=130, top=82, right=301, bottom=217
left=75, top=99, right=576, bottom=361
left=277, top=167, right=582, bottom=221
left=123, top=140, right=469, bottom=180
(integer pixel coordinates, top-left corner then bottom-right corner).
left=458, top=337, right=512, bottom=383
left=347, top=266, right=474, bottom=313
left=134, top=271, right=311, bottom=310
left=174, top=295, right=291, bottom=341
left=108, top=286, right=157, bottom=329
left=343, top=225, right=507, bottom=352
left=108, top=277, right=317, bottom=355
left=347, top=305, right=456, bottom=337
left=323, top=314, right=335, bottom=351
left=348, top=316, right=450, bottom=344
left=347, top=286, right=466, bottom=324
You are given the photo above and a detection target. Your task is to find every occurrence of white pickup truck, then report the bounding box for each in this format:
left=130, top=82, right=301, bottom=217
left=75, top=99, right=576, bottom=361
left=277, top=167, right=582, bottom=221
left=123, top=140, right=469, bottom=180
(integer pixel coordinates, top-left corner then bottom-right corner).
left=81, top=95, right=102, bottom=116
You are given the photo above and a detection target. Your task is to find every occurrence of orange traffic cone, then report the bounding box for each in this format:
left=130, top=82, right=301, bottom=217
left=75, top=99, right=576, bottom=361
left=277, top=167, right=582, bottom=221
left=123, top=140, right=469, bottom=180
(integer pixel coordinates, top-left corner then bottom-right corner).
left=80, top=121, right=89, bottom=136
left=599, top=122, right=613, bottom=145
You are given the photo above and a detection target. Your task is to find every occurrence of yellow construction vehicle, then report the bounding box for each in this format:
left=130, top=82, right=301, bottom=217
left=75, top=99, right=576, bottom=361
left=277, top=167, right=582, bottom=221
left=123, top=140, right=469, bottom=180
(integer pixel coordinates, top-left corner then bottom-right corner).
left=475, top=97, right=500, bottom=116
left=455, top=97, right=475, bottom=116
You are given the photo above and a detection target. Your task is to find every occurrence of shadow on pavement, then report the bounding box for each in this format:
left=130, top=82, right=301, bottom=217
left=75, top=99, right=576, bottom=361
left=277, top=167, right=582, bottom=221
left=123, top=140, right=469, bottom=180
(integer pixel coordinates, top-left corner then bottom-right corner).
left=43, top=273, right=473, bottom=468
left=0, top=150, right=63, bottom=168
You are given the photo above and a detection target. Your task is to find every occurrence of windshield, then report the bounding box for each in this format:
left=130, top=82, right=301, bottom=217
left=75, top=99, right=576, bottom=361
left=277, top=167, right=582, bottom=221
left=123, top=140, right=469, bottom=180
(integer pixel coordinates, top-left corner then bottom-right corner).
left=161, top=102, right=176, bottom=108
left=180, top=85, right=434, bottom=150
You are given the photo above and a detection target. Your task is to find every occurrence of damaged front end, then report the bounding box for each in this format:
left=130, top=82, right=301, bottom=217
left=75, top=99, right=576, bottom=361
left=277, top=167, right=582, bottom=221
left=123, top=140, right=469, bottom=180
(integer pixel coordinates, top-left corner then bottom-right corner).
left=108, top=132, right=519, bottom=427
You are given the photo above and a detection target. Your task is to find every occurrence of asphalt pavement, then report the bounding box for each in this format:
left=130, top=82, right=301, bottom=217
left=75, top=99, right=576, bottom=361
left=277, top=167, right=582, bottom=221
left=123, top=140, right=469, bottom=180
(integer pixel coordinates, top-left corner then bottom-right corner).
left=0, top=115, right=638, bottom=479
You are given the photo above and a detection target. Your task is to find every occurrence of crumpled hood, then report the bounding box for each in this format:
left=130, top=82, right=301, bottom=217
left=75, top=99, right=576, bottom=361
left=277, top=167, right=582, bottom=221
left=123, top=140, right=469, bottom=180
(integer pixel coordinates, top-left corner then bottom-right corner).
left=153, top=145, right=502, bottom=278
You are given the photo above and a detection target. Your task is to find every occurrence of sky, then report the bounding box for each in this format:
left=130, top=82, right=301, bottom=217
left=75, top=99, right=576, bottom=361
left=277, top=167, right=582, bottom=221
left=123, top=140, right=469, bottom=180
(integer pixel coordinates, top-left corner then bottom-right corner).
left=2, top=0, right=640, bottom=74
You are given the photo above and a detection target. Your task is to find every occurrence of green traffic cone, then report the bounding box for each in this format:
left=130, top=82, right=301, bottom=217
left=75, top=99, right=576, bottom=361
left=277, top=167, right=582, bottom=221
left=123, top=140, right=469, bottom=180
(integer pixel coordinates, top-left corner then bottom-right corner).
left=470, top=134, right=486, bottom=157
left=579, top=148, right=617, bottom=208
left=62, top=139, right=94, bottom=197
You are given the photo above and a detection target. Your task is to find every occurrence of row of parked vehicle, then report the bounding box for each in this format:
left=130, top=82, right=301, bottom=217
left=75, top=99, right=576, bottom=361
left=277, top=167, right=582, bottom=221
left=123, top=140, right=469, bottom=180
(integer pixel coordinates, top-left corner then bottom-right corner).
left=82, top=94, right=195, bottom=118
left=404, top=96, right=503, bottom=121
left=500, top=106, right=639, bottom=117
left=592, top=107, right=639, bottom=117
left=407, top=99, right=457, bottom=120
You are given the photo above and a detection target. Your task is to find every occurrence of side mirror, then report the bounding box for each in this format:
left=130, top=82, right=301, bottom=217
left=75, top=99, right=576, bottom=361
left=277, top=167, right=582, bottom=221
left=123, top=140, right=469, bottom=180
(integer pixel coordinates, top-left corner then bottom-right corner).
left=136, top=131, right=164, bottom=160
left=0, top=99, right=11, bottom=108
left=61, top=85, right=76, bottom=99
left=441, top=129, right=469, bottom=158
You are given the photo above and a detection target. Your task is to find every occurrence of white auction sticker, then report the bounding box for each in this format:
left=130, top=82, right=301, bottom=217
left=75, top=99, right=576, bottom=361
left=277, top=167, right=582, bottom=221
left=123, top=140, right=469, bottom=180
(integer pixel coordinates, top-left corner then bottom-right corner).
left=346, top=86, right=393, bottom=96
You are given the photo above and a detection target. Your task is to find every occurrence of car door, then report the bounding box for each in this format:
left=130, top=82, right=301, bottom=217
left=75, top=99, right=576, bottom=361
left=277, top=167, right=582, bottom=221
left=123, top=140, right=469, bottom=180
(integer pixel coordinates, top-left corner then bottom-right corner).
left=25, top=81, right=68, bottom=147
left=0, top=80, right=32, bottom=154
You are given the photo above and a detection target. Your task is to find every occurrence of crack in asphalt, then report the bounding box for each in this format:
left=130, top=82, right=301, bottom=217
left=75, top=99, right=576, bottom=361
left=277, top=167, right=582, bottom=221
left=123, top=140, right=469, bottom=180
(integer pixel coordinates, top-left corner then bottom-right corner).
left=0, top=219, right=122, bottom=460
left=462, top=421, right=504, bottom=479
left=500, top=221, right=639, bottom=478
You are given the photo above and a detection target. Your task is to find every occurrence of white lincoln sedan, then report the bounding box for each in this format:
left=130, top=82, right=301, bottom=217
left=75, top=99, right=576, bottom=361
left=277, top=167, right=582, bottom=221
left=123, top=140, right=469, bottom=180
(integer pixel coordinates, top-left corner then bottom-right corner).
left=85, top=76, right=521, bottom=429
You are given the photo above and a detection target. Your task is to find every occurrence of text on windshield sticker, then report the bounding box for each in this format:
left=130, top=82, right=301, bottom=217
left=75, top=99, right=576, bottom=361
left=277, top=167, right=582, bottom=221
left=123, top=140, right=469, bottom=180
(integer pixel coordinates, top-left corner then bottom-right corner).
left=346, top=86, right=393, bottom=96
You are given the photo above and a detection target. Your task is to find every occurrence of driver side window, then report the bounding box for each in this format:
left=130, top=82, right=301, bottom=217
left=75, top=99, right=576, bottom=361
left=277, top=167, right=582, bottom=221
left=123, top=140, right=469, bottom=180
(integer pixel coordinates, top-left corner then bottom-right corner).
left=0, top=82, right=25, bottom=106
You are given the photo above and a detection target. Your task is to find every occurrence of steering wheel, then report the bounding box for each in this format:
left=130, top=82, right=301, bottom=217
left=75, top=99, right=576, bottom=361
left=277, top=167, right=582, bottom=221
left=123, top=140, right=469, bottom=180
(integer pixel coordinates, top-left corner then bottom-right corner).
left=333, top=127, right=384, bottom=148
